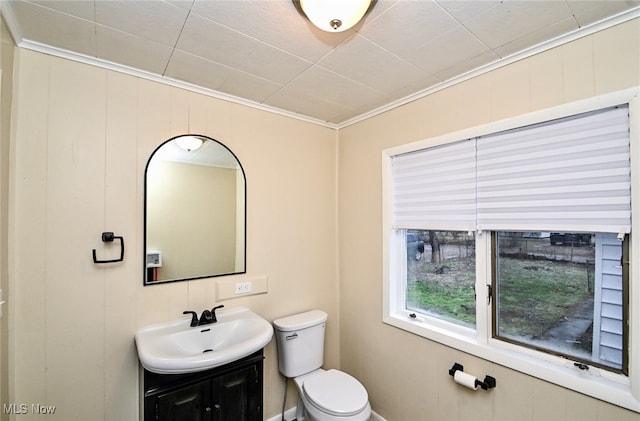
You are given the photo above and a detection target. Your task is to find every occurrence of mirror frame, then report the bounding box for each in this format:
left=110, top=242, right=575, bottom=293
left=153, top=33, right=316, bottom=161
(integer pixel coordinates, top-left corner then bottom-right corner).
left=143, top=134, right=247, bottom=285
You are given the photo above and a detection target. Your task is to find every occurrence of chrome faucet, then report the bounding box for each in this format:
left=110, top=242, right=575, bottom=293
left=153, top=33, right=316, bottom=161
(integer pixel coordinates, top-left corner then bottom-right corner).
left=183, top=305, right=225, bottom=327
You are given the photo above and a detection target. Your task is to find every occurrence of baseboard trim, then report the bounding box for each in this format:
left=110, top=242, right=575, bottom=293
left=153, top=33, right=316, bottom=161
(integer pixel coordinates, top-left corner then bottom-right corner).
left=265, top=407, right=296, bottom=421
left=371, top=410, right=388, bottom=421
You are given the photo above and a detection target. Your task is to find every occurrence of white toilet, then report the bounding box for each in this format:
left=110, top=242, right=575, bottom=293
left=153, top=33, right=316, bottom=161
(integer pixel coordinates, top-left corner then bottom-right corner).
left=273, top=310, right=371, bottom=421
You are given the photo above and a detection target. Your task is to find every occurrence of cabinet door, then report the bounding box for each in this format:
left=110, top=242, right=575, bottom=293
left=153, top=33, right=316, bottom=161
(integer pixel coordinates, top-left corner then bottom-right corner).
left=212, top=365, right=261, bottom=421
left=156, top=379, right=213, bottom=421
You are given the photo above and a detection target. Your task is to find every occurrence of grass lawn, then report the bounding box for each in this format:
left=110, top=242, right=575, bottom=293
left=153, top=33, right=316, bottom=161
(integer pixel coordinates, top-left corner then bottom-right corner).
left=496, top=257, right=592, bottom=338
left=407, top=258, right=476, bottom=326
left=406, top=256, right=592, bottom=337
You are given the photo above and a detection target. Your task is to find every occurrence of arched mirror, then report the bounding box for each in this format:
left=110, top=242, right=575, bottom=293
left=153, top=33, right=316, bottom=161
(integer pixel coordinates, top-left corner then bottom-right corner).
left=144, top=135, right=246, bottom=285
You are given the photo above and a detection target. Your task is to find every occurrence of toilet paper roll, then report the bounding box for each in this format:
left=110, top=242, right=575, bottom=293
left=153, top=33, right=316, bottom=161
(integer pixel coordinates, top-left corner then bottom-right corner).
left=453, top=370, right=479, bottom=390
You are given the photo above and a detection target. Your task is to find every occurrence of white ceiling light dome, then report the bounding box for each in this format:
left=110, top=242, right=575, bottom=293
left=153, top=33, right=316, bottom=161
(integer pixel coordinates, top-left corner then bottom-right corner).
left=175, top=135, right=204, bottom=152
left=299, top=0, right=372, bottom=32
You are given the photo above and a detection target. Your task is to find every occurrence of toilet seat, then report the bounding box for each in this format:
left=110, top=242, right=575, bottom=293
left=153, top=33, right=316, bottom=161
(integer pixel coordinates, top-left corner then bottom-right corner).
left=303, top=369, right=369, bottom=417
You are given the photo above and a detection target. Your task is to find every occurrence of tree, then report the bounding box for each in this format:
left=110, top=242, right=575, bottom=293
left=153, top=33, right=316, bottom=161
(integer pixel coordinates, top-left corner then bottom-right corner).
left=428, top=231, right=441, bottom=263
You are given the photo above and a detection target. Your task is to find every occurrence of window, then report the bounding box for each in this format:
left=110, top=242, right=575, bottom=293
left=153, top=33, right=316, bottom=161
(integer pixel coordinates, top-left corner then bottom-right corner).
left=406, top=230, right=475, bottom=329
left=382, top=89, right=639, bottom=412
left=494, top=231, right=627, bottom=373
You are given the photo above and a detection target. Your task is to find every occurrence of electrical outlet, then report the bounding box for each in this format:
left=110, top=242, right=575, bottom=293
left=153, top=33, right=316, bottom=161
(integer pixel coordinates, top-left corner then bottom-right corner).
left=217, top=276, right=268, bottom=300
left=235, top=281, right=252, bottom=294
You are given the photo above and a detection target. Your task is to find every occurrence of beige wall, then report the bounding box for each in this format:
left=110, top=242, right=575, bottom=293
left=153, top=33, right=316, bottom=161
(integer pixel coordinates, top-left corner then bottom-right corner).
left=338, top=19, right=640, bottom=421
left=0, top=14, right=14, bottom=421
left=9, top=49, right=338, bottom=420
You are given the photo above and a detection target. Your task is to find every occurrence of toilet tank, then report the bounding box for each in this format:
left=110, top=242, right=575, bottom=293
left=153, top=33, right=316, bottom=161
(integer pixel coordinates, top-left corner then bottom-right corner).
left=273, top=310, right=328, bottom=378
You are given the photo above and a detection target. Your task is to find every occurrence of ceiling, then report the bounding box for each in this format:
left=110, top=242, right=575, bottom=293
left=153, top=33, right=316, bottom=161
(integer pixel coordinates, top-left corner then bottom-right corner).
left=2, top=0, right=639, bottom=128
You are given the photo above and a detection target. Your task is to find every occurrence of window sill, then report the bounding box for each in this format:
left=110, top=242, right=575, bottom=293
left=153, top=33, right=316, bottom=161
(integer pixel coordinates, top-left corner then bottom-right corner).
left=383, top=312, right=639, bottom=413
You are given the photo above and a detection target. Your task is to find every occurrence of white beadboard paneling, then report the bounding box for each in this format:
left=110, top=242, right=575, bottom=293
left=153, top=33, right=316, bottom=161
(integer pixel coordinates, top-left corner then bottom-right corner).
left=45, top=56, right=107, bottom=420
left=136, top=79, right=176, bottom=327
left=103, top=70, right=140, bottom=421
left=561, top=35, right=596, bottom=102
left=594, top=20, right=640, bottom=94
left=12, top=48, right=50, bottom=408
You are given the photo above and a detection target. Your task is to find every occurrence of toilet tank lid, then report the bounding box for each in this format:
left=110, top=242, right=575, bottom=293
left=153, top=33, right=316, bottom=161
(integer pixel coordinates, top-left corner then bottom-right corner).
left=273, top=310, right=328, bottom=331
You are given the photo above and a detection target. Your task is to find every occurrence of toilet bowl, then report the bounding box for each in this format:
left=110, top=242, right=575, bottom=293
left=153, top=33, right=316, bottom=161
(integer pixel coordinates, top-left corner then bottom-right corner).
left=273, top=310, right=371, bottom=421
left=294, top=369, right=371, bottom=421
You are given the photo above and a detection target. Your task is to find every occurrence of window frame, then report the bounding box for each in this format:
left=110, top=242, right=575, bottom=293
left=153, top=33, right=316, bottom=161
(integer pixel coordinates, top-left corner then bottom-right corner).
left=382, top=88, right=640, bottom=413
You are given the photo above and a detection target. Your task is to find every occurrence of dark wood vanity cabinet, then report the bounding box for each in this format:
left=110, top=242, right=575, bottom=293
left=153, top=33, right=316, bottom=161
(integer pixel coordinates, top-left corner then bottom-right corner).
left=155, top=378, right=211, bottom=420
left=143, top=350, right=264, bottom=421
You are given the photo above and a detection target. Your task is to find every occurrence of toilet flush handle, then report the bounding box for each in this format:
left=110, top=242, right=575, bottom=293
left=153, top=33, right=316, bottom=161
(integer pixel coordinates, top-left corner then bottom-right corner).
left=285, top=333, right=298, bottom=341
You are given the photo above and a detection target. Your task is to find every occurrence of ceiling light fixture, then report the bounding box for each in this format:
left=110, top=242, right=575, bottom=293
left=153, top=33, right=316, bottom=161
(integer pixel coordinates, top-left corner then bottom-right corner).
left=296, top=0, right=372, bottom=32
left=175, top=136, right=204, bottom=152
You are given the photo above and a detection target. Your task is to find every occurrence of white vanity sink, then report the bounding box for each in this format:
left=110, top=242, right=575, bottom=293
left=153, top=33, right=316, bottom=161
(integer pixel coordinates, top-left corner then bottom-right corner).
left=135, top=306, right=273, bottom=374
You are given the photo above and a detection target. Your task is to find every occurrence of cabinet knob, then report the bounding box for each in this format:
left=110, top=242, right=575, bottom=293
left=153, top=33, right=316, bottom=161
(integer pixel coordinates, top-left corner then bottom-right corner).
left=204, top=403, right=220, bottom=413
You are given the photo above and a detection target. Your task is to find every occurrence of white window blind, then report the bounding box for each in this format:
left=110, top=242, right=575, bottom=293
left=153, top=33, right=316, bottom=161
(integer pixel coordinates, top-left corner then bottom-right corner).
left=390, top=105, right=630, bottom=234
left=476, top=106, right=630, bottom=233
left=391, top=139, right=476, bottom=231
